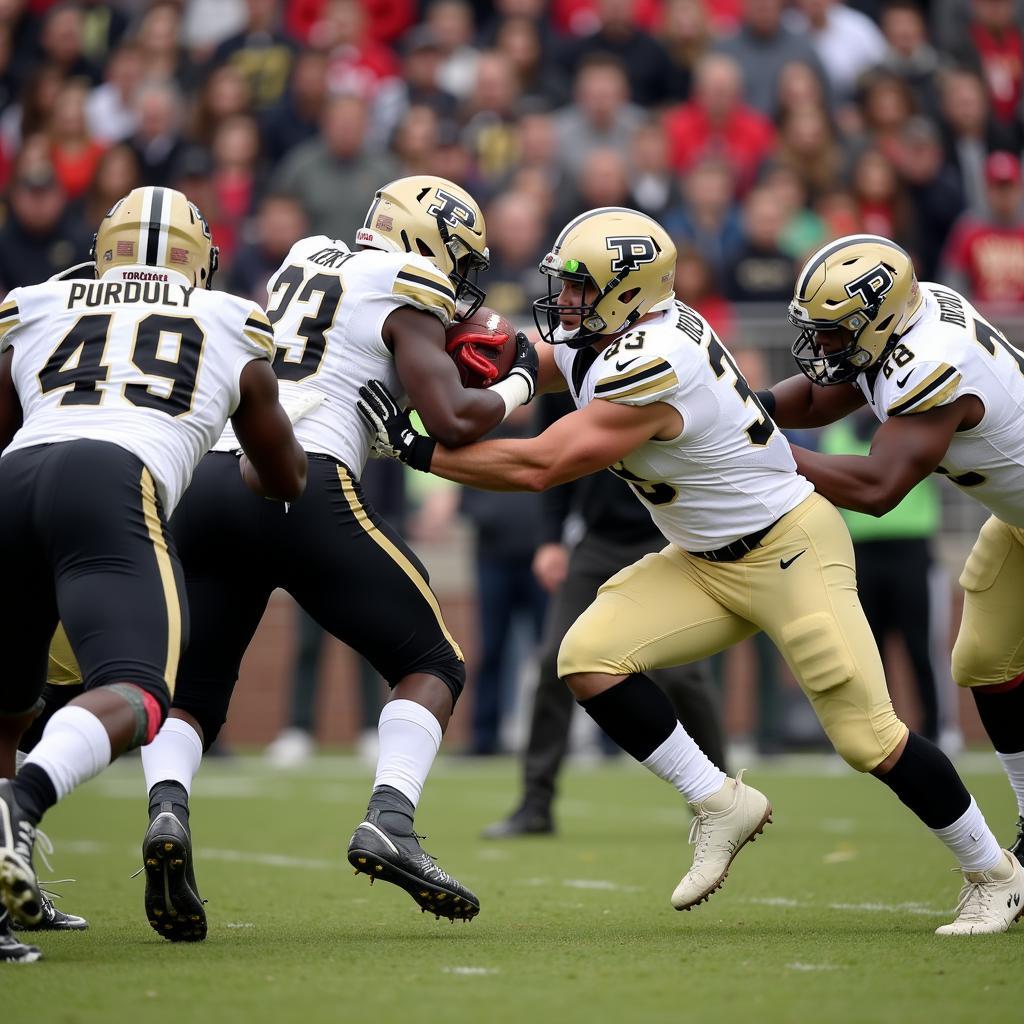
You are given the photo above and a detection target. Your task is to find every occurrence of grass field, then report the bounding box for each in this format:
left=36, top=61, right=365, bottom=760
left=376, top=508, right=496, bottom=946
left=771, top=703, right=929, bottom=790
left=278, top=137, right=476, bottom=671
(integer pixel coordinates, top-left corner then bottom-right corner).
left=6, top=753, right=1024, bottom=1023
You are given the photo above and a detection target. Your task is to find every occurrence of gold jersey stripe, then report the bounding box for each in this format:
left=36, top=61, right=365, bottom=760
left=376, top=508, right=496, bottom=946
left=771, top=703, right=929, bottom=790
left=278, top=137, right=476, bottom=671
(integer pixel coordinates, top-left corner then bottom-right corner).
left=336, top=465, right=464, bottom=662
left=902, top=374, right=963, bottom=415
left=244, top=313, right=274, bottom=336
left=0, top=300, right=19, bottom=321
left=887, top=363, right=958, bottom=416
left=392, top=280, right=456, bottom=322
left=601, top=369, right=680, bottom=403
left=244, top=328, right=275, bottom=358
left=396, top=266, right=456, bottom=301
left=140, top=467, right=182, bottom=695
left=593, top=357, right=669, bottom=392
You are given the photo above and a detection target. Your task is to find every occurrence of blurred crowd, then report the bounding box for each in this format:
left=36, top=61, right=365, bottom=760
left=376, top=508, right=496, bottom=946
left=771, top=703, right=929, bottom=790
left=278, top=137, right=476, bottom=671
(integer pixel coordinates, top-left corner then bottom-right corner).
left=0, top=0, right=1022, bottom=326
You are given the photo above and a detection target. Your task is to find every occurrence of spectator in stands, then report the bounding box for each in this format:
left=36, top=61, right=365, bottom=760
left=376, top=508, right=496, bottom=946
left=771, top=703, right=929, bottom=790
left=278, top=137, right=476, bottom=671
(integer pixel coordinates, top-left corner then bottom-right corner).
left=629, top=120, right=681, bottom=221
left=759, top=162, right=828, bottom=259
left=85, top=43, right=142, bottom=144
left=940, top=68, right=1002, bottom=214
left=775, top=102, right=846, bottom=200
left=723, top=184, right=797, bottom=302
left=856, top=69, right=918, bottom=161
left=82, top=142, right=142, bottom=229
left=211, top=113, right=263, bottom=231
left=273, top=93, right=396, bottom=243
left=815, top=185, right=865, bottom=237
left=493, top=15, right=571, bottom=109
left=941, top=151, right=1024, bottom=305
left=391, top=104, right=441, bottom=176
left=891, top=115, right=965, bottom=278
left=714, top=0, right=829, bottom=117
left=371, top=27, right=458, bottom=153
left=663, top=156, right=744, bottom=275
left=552, top=54, right=645, bottom=177
left=134, top=1, right=196, bottom=91
left=0, top=162, right=92, bottom=290
left=1, top=63, right=63, bottom=154
left=426, top=0, right=480, bottom=102
left=212, top=0, right=296, bottom=110
left=786, top=0, right=887, bottom=104
left=569, top=0, right=676, bottom=108
left=658, top=0, right=716, bottom=102
left=558, top=146, right=634, bottom=225
left=130, top=79, right=187, bottom=187
left=76, top=0, right=130, bottom=71
left=877, top=0, right=944, bottom=118
left=481, top=189, right=547, bottom=318
left=500, top=105, right=569, bottom=218
left=775, top=58, right=831, bottom=123
left=460, top=50, right=522, bottom=188
left=261, top=47, right=329, bottom=168
left=674, top=242, right=734, bottom=340
left=192, top=63, right=253, bottom=147
left=850, top=145, right=914, bottom=243
left=944, top=0, right=1023, bottom=149
left=318, top=0, right=399, bottom=102
left=48, top=77, right=106, bottom=201
left=36, top=3, right=101, bottom=85
left=663, top=53, right=776, bottom=192
left=226, top=192, right=309, bottom=301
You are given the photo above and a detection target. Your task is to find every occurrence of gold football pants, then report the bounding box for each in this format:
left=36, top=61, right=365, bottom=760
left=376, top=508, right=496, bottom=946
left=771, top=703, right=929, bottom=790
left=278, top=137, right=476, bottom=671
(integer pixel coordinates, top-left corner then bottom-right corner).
left=558, top=493, right=907, bottom=772
left=952, top=515, right=1024, bottom=687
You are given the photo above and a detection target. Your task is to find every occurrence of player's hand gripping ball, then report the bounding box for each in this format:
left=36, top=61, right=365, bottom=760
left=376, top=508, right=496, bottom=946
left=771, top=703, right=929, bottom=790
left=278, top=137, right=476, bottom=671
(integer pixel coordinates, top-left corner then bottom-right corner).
left=444, top=306, right=518, bottom=388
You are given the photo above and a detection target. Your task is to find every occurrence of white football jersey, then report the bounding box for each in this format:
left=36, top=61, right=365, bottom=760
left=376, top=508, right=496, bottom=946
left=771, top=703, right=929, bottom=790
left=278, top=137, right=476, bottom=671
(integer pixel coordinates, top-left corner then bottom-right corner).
left=0, top=265, right=274, bottom=512
left=213, top=236, right=458, bottom=472
left=552, top=301, right=812, bottom=551
left=857, top=283, right=1024, bottom=527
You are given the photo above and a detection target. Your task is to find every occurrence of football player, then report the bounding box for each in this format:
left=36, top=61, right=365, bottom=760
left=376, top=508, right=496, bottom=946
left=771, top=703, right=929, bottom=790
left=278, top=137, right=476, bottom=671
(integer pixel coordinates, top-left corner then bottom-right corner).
left=0, top=187, right=307, bottom=948
left=358, top=208, right=1024, bottom=935
left=765, top=234, right=1024, bottom=878
left=136, top=175, right=538, bottom=939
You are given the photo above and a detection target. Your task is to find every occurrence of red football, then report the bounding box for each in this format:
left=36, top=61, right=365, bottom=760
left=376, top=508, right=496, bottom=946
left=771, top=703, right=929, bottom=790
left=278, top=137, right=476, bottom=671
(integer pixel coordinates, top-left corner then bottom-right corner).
left=444, top=306, right=518, bottom=389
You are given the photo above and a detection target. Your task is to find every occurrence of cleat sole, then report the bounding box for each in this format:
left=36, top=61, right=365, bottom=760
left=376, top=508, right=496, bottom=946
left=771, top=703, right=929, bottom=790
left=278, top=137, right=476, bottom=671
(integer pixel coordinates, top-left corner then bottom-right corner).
left=142, top=830, right=207, bottom=943
left=0, top=853, right=43, bottom=928
left=347, top=847, right=480, bottom=921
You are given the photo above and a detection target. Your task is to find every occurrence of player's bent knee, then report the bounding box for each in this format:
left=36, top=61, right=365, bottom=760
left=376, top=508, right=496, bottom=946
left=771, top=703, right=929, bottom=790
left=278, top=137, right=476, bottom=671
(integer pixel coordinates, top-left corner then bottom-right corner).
left=404, top=655, right=466, bottom=705
left=818, top=703, right=908, bottom=772
left=557, top=621, right=633, bottom=679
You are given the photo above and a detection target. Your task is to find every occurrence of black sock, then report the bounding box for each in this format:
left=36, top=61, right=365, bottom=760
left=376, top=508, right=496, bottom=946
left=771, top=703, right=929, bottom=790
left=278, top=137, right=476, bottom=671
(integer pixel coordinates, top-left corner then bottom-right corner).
left=368, top=784, right=415, bottom=834
left=11, top=764, right=58, bottom=825
left=577, top=674, right=676, bottom=763
left=876, top=732, right=971, bottom=829
left=972, top=679, right=1024, bottom=753
left=148, top=780, right=190, bottom=827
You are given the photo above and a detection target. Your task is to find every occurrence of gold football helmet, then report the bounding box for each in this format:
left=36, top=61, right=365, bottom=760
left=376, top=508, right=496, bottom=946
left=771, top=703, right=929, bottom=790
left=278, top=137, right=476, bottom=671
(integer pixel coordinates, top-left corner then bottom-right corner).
left=789, top=234, right=922, bottom=385
left=357, top=175, right=489, bottom=318
left=533, top=207, right=676, bottom=348
left=92, top=186, right=220, bottom=288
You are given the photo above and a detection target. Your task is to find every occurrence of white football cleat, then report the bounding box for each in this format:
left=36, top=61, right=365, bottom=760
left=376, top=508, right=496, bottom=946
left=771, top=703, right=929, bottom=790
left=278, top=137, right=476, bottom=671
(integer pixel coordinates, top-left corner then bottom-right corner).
left=671, top=769, right=772, bottom=911
left=935, top=850, right=1024, bottom=936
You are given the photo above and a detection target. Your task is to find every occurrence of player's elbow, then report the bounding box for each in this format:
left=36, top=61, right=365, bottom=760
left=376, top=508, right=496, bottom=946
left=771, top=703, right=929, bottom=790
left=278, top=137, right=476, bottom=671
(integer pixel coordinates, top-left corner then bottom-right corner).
left=421, top=411, right=479, bottom=450
left=261, top=451, right=308, bottom=502
left=859, top=486, right=901, bottom=518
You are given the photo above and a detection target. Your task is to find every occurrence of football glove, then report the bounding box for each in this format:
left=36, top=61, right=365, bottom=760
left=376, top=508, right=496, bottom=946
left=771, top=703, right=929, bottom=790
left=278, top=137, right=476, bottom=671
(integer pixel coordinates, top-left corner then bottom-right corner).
left=357, top=379, right=436, bottom=472
left=508, top=331, right=539, bottom=403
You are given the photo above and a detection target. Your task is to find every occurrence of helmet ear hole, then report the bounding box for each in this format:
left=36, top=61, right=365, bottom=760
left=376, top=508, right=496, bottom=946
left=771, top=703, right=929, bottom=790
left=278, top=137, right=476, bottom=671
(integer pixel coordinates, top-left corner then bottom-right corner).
left=619, top=287, right=640, bottom=303
left=417, top=239, right=434, bottom=258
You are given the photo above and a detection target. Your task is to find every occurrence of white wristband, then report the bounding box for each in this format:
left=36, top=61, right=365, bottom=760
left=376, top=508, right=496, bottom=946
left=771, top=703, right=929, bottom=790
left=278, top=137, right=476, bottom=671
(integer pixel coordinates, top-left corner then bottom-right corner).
left=490, top=372, right=532, bottom=422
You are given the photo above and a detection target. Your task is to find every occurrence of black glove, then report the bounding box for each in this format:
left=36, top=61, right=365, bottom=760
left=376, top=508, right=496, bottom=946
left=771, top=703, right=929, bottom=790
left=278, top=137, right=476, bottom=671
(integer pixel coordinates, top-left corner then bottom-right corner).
left=357, top=379, right=436, bottom=472
left=508, top=331, right=539, bottom=403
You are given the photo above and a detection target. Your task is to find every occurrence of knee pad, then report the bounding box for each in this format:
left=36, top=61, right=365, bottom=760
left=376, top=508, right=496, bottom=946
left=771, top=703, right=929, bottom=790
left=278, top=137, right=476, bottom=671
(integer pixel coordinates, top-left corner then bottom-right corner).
left=781, top=613, right=855, bottom=694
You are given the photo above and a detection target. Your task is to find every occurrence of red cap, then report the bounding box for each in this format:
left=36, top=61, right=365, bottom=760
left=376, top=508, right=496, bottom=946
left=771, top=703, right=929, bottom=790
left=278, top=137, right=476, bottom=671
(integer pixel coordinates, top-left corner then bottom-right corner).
left=986, top=151, right=1021, bottom=185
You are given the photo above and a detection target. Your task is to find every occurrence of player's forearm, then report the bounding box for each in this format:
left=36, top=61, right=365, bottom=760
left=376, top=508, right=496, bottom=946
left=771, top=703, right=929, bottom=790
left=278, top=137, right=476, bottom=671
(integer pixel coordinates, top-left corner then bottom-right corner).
left=429, top=437, right=574, bottom=492
left=766, top=375, right=862, bottom=428
left=791, top=446, right=906, bottom=516
left=419, top=388, right=505, bottom=448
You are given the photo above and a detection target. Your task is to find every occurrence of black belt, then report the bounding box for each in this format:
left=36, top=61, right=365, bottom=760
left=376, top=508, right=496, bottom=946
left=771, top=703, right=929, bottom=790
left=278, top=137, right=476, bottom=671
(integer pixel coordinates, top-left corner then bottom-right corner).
left=687, top=521, right=776, bottom=563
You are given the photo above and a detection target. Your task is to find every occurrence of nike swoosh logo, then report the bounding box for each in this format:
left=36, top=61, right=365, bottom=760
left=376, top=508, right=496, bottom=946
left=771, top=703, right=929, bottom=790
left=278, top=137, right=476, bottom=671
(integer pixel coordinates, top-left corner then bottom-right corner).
left=615, top=357, right=642, bottom=372
left=779, top=550, right=807, bottom=570
left=896, top=372, right=912, bottom=387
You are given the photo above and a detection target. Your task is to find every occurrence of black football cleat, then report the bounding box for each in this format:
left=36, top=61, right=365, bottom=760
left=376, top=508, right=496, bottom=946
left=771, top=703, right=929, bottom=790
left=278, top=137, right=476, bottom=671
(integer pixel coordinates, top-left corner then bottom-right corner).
left=142, top=807, right=207, bottom=942
left=480, top=804, right=554, bottom=839
left=348, top=810, right=480, bottom=921
left=0, top=910, right=41, bottom=964
left=14, top=890, right=88, bottom=932
left=1010, top=816, right=1024, bottom=867
left=0, top=781, right=42, bottom=928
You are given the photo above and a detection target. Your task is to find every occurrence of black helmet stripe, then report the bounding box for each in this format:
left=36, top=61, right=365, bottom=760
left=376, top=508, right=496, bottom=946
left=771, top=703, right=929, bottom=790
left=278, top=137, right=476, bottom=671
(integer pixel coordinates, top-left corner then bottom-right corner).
left=796, top=235, right=910, bottom=301
left=142, top=186, right=168, bottom=267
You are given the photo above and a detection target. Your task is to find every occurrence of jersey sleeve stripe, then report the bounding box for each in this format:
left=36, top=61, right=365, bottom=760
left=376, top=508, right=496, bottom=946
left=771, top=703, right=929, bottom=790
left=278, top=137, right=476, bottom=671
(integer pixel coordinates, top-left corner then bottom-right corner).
left=244, top=315, right=274, bottom=337
left=594, top=358, right=674, bottom=395
left=894, top=373, right=963, bottom=415
left=395, top=268, right=456, bottom=301
left=0, top=300, right=19, bottom=322
left=601, top=369, right=680, bottom=402
left=886, top=364, right=959, bottom=416
left=392, top=280, right=456, bottom=322
left=243, top=329, right=275, bottom=358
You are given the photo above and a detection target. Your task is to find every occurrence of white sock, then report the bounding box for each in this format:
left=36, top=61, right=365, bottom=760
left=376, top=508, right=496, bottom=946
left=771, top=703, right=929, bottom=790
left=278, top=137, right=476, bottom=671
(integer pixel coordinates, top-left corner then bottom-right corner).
left=929, top=797, right=1004, bottom=874
left=641, top=722, right=726, bottom=805
left=142, top=718, right=204, bottom=797
left=996, top=750, right=1024, bottom=817
left=22, top=706, right=112, bottom=801
left=15, top=749, right=27, bottom=772
left=373, top=700, right=443, bottom=807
